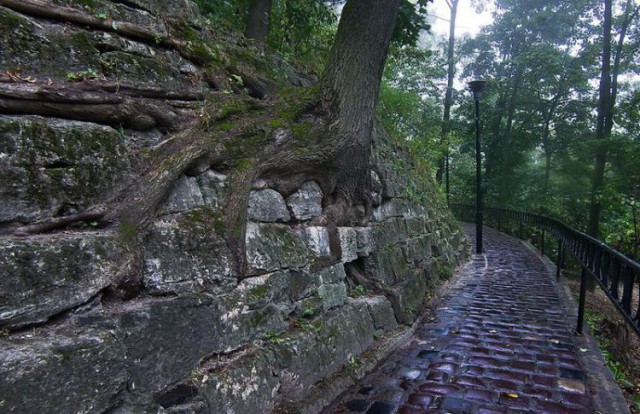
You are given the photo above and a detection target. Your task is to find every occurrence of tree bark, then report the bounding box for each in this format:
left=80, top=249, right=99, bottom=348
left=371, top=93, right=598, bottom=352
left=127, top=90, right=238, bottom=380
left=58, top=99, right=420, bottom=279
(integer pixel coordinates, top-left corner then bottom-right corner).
left=318, top=0, right=400, bottom=213
left=245, top=0, right=272, bottom=42
left=587, top=0, right=613, bottom=238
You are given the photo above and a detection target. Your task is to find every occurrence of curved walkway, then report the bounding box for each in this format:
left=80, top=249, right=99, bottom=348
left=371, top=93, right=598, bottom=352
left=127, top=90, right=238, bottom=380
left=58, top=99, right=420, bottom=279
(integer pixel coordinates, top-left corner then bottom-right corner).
left=325, top=224, right=627, bottom=414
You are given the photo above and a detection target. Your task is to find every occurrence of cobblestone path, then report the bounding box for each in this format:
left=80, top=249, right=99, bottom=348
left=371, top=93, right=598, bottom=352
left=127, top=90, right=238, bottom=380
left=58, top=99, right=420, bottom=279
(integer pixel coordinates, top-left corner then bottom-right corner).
left=325, top=225, right=598, bottom=414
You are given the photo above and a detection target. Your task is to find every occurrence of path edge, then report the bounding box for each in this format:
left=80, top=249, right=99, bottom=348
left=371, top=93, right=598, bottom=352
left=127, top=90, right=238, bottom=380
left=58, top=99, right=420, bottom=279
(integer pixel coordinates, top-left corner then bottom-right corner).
left=521, top=239, right=631, bottom=414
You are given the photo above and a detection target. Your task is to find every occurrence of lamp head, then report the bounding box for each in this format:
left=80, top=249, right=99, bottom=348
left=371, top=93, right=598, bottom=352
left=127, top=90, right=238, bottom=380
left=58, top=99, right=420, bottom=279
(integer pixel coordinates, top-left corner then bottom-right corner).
left=468, top=80, right=487, bottom=99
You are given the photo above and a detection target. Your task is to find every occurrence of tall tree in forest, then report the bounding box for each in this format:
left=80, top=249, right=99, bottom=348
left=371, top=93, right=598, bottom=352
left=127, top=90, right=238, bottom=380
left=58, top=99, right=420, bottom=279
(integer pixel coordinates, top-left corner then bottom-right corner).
left=436, top=0, right=459, bottom=203
left=245, top=0, right=272, bottom=41
left=588, top=0, right=640, bottom=237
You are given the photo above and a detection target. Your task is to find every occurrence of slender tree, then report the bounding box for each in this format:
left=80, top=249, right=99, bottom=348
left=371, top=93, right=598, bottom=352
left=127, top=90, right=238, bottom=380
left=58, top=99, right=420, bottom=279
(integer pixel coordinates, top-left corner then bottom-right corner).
left=587, top=0, right=639, bottom=237
left=245, top=0, right=272, bottom=41
left=436, top=0, right=459, bottom=204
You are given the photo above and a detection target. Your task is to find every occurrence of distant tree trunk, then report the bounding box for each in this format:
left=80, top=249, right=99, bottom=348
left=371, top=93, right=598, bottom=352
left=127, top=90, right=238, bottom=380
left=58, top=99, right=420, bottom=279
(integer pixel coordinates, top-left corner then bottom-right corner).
left=498, top=65, right=523, bottom=206
left=587, top=0, right=637, bottom=237
left=541, top=94, right=560, bottom=194
left=245, top=0, right=272, bottom=42
left=436, top=0, right=459, bottom=189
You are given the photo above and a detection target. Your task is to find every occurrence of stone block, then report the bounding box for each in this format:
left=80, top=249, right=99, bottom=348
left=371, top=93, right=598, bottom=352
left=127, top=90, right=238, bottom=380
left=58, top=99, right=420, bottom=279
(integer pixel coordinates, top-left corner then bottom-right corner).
left=0, top=329, right=128, bottom=413
left=245, top=223, right=308, bottom=274
left=197, top=169, right=227, bottom=208
left=373, top=199, right=412, bottom=221
left=338, top=227, right=358, bottom=263
left=116, top=295, right=288, bottom=394
left=143, top=215, right=235, bottom=295
left=158, top=175, right=205, bottom=215
left=247, top=189, right=290, bottom=223
left=235, top=271, right=293, bottom=311
left=361, top=296, right=398, bottom=332
left=0, top=116, right=131, bottom=223
left=389, top=274, right=428, bottom=325
left=289, top=270, right=321, bottom=301
left=0, top=232, right=122, bottom=328
left=318, top=283, right=348, bottom=311
left=355, top=227, right=375, bottom=257
left=316, top=263, right=347, bottom=284
left=286, top=181, right=323, bottom=221
left=273, top=301, right=375, bottom=392
left=197, top=351, right=279, bottom=414
left=296, top=226, right=332, bottom=258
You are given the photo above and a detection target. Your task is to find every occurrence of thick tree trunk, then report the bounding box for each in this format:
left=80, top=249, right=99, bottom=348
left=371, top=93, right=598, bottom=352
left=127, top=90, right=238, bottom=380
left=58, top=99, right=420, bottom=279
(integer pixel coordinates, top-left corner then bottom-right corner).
left=317, top=0, right=401, bottom=215
left=245, top=0, right=272, bottom=42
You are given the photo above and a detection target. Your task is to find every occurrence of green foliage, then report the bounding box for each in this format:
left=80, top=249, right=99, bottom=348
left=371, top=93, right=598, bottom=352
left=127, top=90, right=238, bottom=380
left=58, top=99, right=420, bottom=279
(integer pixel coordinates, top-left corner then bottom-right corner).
left=349, top=284, right=366, bottom=297
left=346, top=354, right=360, bottom=369
left=377, top=45, right=445, bottom=175
left=265, top=330, right=286, bottom=344
left=65, top=68, right=101, bottom=82
left=301, top=307, right=314, bottom=318
left=192, top=0, right=249, bottom=32
left=392, top=0, right=431, bottom=47
left=584, top=310, right=636, bottom=390
left=194, top=0, right=337, bottom=71
left=267, top=0, right=337, bottom=71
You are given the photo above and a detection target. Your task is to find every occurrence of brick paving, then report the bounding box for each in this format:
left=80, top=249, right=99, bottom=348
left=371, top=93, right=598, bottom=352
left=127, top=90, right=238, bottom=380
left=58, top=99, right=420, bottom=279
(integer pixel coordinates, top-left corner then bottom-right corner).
left=325, top=225, right=598, bottom=414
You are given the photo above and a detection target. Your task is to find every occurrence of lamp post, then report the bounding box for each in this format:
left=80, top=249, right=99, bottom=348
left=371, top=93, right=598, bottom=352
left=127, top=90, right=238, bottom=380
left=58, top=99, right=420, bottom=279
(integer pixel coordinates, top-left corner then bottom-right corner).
left=468, top=80, right=486, bottom=254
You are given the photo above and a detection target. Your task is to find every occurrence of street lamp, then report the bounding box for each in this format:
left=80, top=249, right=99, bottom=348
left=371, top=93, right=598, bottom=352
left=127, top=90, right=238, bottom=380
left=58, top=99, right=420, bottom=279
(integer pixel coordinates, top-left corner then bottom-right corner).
left=468, top=80, right=486, bottom=254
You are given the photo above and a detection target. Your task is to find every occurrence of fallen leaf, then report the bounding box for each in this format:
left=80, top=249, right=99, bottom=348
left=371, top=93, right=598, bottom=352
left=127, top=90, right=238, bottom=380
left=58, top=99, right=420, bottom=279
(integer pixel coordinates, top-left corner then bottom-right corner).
left=579, top=348, right=588, bottom=352
left=505, top=393, right=519, bottom=399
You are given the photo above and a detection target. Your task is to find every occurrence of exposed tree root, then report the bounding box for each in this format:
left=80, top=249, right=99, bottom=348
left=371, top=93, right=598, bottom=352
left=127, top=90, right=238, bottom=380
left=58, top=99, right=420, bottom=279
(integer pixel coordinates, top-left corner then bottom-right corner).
left=0, top=82, right=182, bottom=131
left=0, top=0, right=191, bottom=58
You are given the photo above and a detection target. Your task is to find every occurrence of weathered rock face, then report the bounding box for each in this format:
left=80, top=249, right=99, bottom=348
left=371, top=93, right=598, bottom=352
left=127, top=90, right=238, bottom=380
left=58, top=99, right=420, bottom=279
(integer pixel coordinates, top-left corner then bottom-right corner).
left=0, top=1, right=469, bottom=413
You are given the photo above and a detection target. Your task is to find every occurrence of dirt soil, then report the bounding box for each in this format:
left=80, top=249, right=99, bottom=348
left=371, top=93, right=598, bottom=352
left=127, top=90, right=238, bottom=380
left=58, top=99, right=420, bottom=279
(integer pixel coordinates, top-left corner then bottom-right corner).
left=565, top=275, right=640, bottom=413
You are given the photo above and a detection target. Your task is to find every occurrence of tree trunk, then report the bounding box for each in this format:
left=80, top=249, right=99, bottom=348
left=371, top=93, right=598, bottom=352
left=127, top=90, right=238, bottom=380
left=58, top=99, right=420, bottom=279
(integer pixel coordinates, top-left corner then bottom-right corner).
left=317, top=0, right=401, bottom=216
left=587, top=0, right=613, bottom=237
left=436, top=0, right=459, bottom=187
left=498, top=64, right=523, bottom=206
left=541, top=94, right=560, bottom=194
left=245, top=0, right=272, bottom=42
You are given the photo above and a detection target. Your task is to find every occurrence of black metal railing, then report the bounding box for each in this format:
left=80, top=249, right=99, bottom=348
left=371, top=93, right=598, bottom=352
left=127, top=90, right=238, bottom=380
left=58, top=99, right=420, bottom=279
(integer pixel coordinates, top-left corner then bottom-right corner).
left=450, top=204, right=640, bottom=337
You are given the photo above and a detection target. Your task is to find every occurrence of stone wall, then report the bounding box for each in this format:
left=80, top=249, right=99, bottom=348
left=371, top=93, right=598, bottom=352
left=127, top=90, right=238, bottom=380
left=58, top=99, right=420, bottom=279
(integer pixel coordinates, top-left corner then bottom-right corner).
left=0, top=1, right=468, bottom=412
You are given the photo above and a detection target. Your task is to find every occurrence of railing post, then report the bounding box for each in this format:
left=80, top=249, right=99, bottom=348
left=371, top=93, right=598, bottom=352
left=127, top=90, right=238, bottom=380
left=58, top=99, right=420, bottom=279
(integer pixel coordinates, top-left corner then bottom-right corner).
left=556, top=239, right=563, bottom=279
left=577, top=268, right=587, bottom=334
left=519, top=218, right=523, bottom=239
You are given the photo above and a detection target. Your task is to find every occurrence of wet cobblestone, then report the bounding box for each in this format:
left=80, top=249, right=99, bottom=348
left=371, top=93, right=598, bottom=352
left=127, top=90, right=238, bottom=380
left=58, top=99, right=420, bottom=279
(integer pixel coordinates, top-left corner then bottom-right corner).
left=326, top=225, right=594, bottom=413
